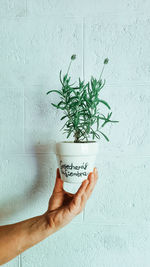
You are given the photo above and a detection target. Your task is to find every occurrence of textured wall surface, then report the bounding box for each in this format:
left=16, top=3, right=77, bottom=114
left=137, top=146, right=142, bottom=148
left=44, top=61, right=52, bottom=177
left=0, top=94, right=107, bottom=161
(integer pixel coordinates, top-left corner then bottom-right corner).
left=0, top=0, right=150, bottom=266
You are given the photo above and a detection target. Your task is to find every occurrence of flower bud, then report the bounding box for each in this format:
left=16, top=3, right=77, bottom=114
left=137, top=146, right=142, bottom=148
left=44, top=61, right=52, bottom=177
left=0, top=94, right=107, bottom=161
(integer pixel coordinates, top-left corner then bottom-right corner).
left=104, top=58, right=109, bottom=64
left=71, top=54, right=76, bottom=60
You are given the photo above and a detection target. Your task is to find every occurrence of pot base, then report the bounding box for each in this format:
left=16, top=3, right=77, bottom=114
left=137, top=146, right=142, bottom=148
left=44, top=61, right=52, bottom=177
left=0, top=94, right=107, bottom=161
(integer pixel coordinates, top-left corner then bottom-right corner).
left=63, top=182, right=82, bottom=194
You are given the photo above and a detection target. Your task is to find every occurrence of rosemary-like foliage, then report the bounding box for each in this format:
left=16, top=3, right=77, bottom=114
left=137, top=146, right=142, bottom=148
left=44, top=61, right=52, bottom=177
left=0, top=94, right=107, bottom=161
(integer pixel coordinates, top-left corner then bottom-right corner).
left=47, top=55, right=118, bottom=143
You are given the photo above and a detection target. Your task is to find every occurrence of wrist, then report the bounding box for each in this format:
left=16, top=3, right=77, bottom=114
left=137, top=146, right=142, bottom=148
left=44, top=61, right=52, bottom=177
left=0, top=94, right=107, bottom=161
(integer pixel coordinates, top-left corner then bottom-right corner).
left=39, top=213, right=55, bottom=237
left=17, top=214, right=54, bottom=254
left=43, top=211, right=57, bottom=234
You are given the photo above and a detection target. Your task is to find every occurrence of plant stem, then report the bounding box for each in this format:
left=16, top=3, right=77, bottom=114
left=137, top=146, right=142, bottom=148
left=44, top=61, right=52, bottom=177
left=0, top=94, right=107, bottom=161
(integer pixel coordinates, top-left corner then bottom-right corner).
left=74, top=130, right=80, bottom=143
left=67, top=60, right=72, bottom=76
left=99, top=64, right=105, bottom=80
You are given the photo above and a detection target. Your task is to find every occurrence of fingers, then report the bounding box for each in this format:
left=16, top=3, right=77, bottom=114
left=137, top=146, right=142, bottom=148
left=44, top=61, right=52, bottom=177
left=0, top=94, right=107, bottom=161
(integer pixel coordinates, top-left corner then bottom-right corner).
left=75, top=179, right=89, bottom=198
left=85, top=167, right=98, bottom=199
left=69, top=168, right=98, bottom=216
left=76, top=167, right=98, bottom=208
left=60, top=167, right=98, bottom=218
left=57, top=168, right=61, bottom=179
left=53, top=168, right=64, bottom=193
left=65, top=192, right=74, bottom=197
left=68, top=179, right=89, bottom=215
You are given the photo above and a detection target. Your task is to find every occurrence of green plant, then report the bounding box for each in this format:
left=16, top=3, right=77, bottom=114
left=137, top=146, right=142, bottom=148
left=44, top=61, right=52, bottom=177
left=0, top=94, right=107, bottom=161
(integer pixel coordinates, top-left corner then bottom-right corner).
left=47, top=55, right=118, bottom=143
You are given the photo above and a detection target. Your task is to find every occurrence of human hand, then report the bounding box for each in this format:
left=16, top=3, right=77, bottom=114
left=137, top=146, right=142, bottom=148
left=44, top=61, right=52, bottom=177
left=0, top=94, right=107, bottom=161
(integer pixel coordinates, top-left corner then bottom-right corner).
left=0, top=167, right=98, bottom=265
left=45, top=167, right=98, bottom=233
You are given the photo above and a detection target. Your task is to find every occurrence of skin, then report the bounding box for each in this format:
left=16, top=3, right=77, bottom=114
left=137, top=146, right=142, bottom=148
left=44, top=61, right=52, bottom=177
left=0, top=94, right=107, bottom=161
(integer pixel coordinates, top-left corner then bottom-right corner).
left=0, top=167, right=98, bottom=265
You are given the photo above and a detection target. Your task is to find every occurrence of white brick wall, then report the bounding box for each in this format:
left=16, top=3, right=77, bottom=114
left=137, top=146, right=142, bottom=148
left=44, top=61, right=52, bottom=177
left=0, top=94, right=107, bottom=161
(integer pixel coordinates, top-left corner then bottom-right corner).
left=0, top=1, right=150, bottom=266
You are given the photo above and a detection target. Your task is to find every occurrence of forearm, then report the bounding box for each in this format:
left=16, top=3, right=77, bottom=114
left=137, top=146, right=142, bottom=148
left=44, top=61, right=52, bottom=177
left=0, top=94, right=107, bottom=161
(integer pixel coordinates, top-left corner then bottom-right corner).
left=0, top=213, right=53, bottom=265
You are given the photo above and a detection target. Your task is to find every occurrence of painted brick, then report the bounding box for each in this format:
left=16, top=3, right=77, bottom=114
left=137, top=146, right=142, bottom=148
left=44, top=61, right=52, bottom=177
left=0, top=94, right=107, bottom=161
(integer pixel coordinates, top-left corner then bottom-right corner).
left=0, top=17, right=82, bottom=86
left=24, top=54, right=84, bottom=151
left=84, top=16, right=150, bottom=83
left=24, top=85, right=65, bottom=153
left=2, top=257, right=18, bottom=267
left=23, top=17, right=82, bottom=87
left=27, top=0, right=150, bottom=17
left=0, top=0, right=26, bottom=17
left=22, top=224, right=150, bottom=267
left=0, top=154, right=54, bottom=225
left=0, top=88, right=23, bottom=153
left=0, top=154, right=82, bottom=226
left=93, top=85, right=150, bottom=157
left=0, top=1, right=150, bottom=267
left=0, top=18, right=27, bottom=87
left=84, top=156, right=150, bottom=224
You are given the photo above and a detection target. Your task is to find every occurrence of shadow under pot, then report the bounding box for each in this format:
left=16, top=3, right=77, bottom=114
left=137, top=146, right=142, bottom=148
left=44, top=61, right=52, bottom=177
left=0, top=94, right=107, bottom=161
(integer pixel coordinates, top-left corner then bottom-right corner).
left=56, top=141, right=99, bottom=184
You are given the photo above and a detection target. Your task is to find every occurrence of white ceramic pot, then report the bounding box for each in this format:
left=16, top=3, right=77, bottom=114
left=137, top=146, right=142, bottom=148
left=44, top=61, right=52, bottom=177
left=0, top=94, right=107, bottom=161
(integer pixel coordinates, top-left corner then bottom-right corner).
left=56, top=142, right=99, bottom=184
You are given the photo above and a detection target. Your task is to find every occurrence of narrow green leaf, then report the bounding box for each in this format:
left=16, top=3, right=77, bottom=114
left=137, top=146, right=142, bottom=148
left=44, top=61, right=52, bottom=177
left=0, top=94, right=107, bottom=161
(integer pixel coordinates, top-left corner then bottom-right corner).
left=108, top=112, right=112, bottom=119
left=63, top=74, right=68, bottom=83
left=101, top=120, right=109, bottom=127
left=47, top=90, right=63, bottom=96
left=61, top=115, right=68, bottom=120
left=51, top=103, right=58, bottom=108
left=95, top=132, right=100, bottom=139
left=99, top=79, right=106, bottom=90
left=110, top=120, right=119, bottom=123
left=69, top=82, right=76, bottom=87
left=97, top=116, right=106, bottom=121
left=59, top=70, right=64, bottom=86
left=99, top=131, right=109, bottom=141
left=60, top=121, right=68, bottom=131
left=67, top=130, right=72, bottom=139
left=98, top=99, right=111, bottom=109
left=57, top=101, right=65, bottom=108
left=51, top=103, right=65, bottom=110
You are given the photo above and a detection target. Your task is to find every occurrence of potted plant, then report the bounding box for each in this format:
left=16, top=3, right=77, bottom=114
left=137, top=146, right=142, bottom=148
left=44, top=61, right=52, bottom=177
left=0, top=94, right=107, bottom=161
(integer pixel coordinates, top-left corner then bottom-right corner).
left=47, top=55, right=118, bottom=184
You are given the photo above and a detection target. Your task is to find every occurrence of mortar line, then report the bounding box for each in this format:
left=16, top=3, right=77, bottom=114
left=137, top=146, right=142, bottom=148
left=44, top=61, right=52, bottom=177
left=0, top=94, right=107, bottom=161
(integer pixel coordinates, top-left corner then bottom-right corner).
left=1, top=82, right=150, bottom=89
left=72, top=222, right=150, bottom=226
left=22, top=11, right=150, bottom=19
left=83, top=207, right=85, bottom=221
left=1, top=152, right=150, bottom=158
left=19, top=255, right=22, bottom=267
left=82, top=17, right=86, bottom=222
left=25, top=0, right=28, bottom=17
left=82, top=17, right=85, bottom=81
left=23, top=87, right=25, bottom=154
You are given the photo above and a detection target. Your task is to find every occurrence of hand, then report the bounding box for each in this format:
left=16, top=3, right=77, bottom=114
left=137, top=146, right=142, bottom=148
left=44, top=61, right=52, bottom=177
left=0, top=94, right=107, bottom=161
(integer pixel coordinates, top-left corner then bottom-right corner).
left=0, top=167, right=98, bottom=265
left=45, top=167, right=98, bottom=233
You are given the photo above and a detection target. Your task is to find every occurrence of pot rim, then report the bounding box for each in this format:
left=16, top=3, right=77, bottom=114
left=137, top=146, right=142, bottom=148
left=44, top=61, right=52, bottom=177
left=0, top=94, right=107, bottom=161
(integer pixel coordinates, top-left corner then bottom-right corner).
left=57, top=141, right=98, bottom=144
left=56, top=141, right=99, bottom=156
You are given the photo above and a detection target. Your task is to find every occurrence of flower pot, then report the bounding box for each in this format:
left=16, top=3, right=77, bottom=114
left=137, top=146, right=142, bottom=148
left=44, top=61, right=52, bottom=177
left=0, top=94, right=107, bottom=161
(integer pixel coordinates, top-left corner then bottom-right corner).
left=55, top=141, right=99, bottom=184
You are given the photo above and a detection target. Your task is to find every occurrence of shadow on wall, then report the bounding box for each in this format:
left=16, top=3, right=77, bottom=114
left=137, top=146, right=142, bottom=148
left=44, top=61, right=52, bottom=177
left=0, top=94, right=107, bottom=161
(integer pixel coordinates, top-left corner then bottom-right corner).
left=0, top=144, right=56, bottom=222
